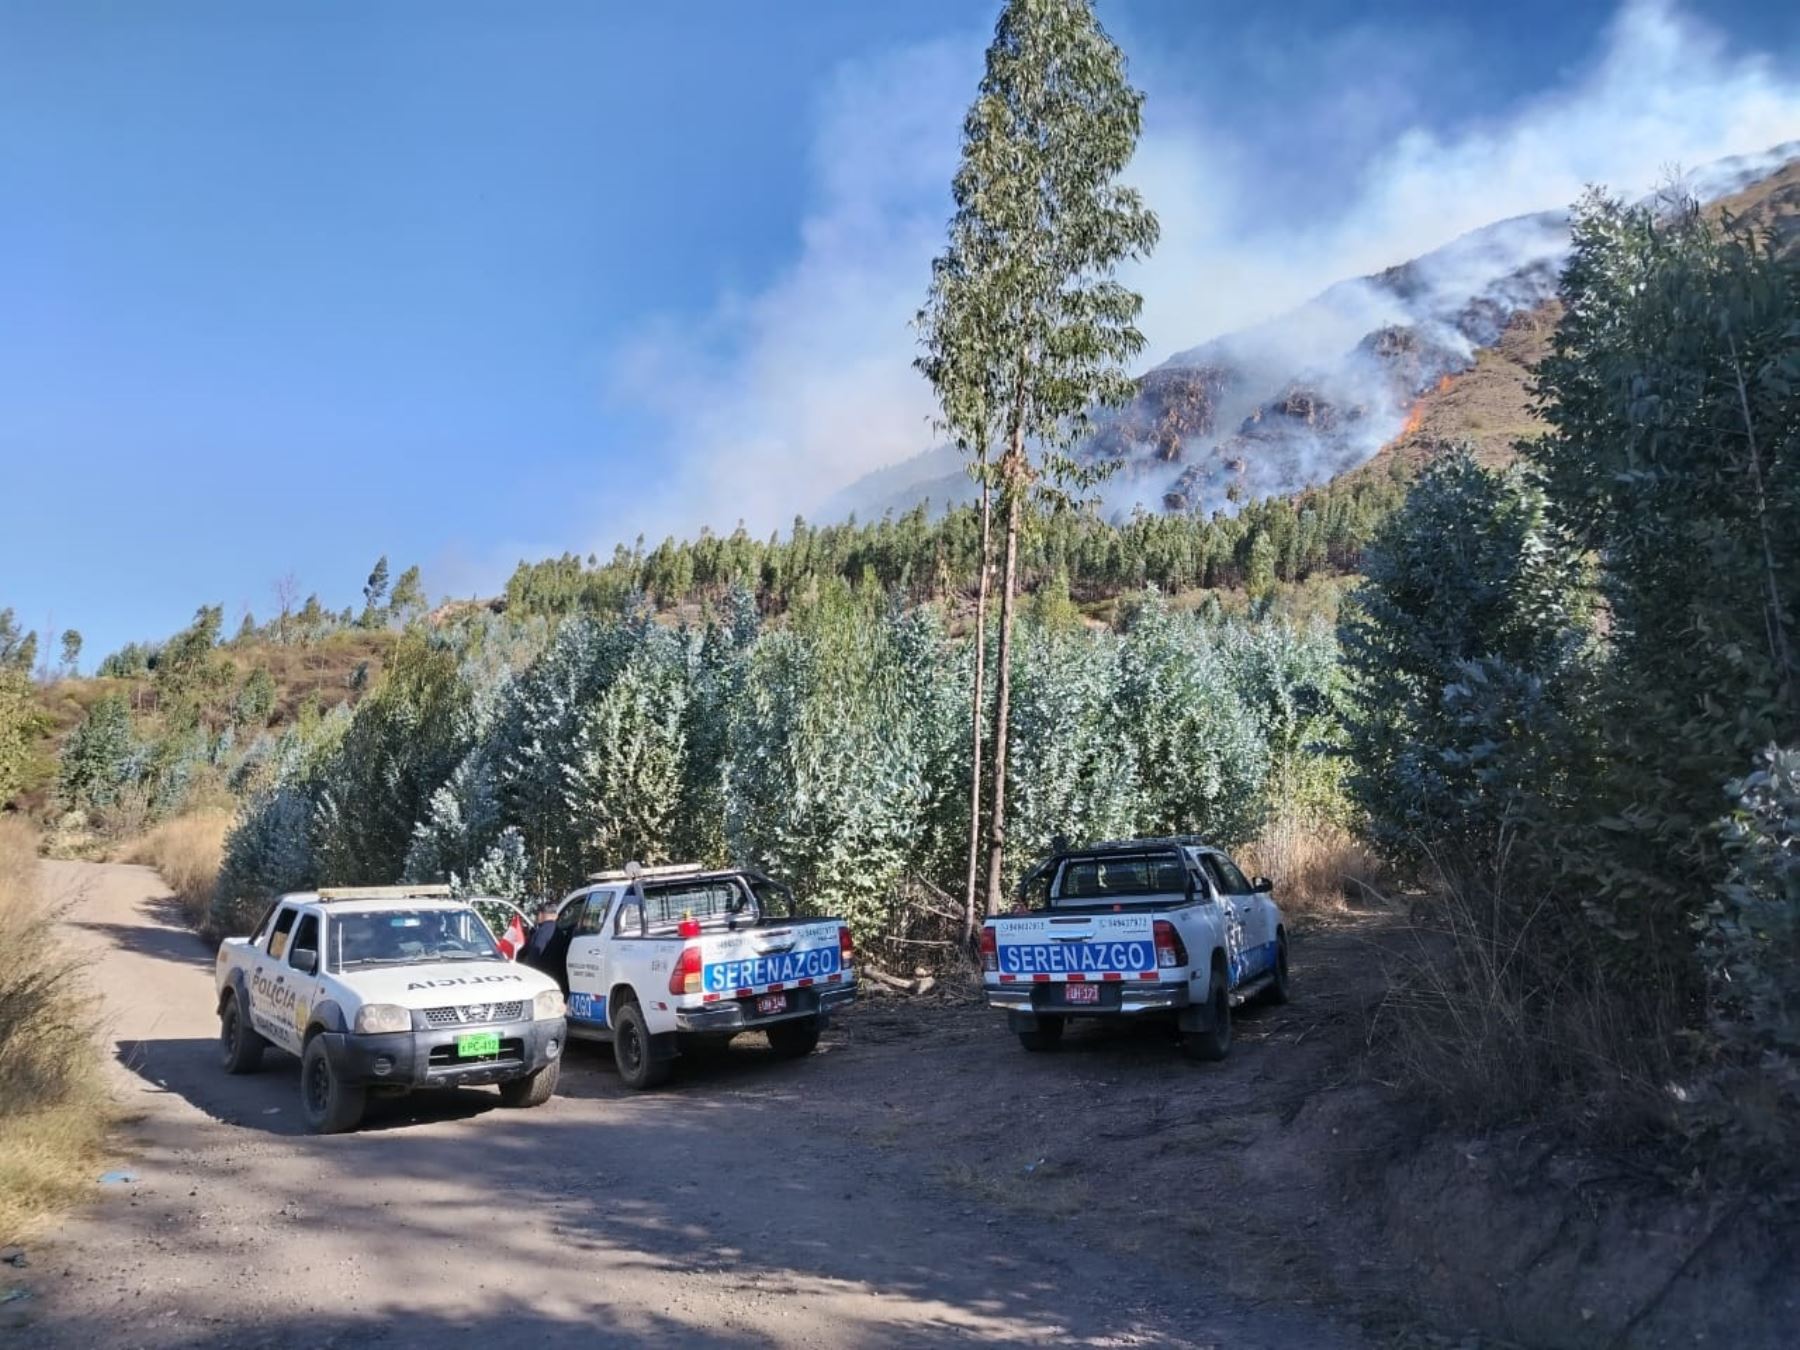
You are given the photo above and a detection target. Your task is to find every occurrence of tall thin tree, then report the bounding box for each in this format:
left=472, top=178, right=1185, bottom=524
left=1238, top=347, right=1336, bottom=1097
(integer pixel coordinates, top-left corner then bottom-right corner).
left=921, top=0, right=1157, bottom=909
left=918, top=229, right=1003, bottom=941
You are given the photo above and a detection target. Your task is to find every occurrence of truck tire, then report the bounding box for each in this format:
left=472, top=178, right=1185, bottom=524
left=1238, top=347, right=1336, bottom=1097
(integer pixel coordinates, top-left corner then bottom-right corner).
left=300, top=1034, right=366, bottom=1134
left=766, top=1017, right=821, bottom=1059
left=1265, top=930, right=1291, bottom=1006
left=1018, top=1015, right=1065, bottom=1053
left=497, top=1059, right=560, bottom=1108
left=1180, top=963, right=1231, bottom=1062
left=218, top=991, right=266, bottom=1075
left=612, top=1001, right=672, bottom=1090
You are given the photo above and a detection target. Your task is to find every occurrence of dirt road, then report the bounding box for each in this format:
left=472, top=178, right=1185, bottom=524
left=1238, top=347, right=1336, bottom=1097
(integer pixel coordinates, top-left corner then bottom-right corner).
left=9, top=859, right=1377, bottom=1348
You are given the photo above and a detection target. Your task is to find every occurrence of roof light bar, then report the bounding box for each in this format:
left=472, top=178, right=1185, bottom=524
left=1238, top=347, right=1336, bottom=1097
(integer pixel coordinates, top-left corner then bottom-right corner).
left=315, top=884, right=454, bottom=901
left=586, top=861, right=710, bottom=883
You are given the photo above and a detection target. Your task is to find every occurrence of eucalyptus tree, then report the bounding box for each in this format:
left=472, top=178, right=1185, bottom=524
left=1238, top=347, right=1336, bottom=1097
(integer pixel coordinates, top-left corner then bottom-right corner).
left=916, top=223, right=1002, bottom=943
left=1529, top=193, right=1800, bottom=968
left=921, top=0, right=1158, bottom=911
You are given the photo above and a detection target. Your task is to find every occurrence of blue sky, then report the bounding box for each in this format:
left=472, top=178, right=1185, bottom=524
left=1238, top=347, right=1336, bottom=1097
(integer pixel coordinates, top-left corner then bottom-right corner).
left=2, top=1, right=1797, bottom=664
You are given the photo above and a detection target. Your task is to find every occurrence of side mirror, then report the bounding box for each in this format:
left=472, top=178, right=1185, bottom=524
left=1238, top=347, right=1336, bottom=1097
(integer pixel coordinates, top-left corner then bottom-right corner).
left=291, top=948, right=319, bottom=975
left=1252, top=876, right=1274, bottom=894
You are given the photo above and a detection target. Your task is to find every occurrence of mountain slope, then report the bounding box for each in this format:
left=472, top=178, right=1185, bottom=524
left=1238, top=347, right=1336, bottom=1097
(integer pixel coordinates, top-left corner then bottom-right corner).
left=832, top=143, right=1799, bottom=523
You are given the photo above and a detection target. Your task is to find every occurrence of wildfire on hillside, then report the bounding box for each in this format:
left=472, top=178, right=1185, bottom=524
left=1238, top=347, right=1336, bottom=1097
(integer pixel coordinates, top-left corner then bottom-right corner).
left=1385, top=373, right=1455, bottom=451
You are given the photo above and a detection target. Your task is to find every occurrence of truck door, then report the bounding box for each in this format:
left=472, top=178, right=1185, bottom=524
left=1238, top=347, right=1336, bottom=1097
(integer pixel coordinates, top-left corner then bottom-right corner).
left=530, top=895, right=586, bottom=992
left=1199, top=856, right=1253, bottom=988
left=1211, top=854, right=1274, bottom=983
left=279, top=910, right=326, bottom=1055
left=246, top=903, right=302, bottom=1050
left=564, top=889, right=618, bottom=1027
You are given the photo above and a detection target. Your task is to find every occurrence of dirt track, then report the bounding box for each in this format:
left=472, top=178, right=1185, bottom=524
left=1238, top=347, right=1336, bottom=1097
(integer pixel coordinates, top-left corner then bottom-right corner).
left=8, top=859, right=1382, bottom=1348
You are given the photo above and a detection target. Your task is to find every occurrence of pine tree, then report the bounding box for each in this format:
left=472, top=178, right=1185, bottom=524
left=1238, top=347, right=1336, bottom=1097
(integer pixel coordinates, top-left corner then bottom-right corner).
left=925, top=0, right=1159, bottom=911
left=59, top=629, right=82, bottom=677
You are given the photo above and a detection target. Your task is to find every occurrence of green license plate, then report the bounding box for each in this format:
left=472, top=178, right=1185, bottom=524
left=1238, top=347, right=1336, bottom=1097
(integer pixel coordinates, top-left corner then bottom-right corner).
left=456, top=1031, right=501, bottom=1058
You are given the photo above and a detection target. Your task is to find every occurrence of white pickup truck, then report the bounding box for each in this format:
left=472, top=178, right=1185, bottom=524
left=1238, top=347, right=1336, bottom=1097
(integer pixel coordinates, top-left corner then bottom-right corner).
left=981, top=836, right=1289, bottom=1060
left=518, top=862, right=856, bottom=1089
left=214, top=885, right=568, bottom=1133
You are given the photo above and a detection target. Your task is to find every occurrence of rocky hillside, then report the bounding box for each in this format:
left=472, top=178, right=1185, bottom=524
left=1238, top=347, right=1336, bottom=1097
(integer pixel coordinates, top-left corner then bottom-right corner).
left=834, top=143, right=1799, bottom=522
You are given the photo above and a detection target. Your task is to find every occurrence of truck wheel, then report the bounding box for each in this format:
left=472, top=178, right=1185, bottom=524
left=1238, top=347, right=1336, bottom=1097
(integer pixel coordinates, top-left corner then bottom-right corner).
left=1018, top=1015, right=1065, bottom=1053
left=612, top=1001, right=671, bottom=1090
left=300, top=1035, right=366, bottom=1134
left=218, top=991, right=266, bottom=1075
left=498, top=1060, right=560, bottom=1108
left=1265, top=931, right=1291, bottom=1006
left=766, top=1017, right=821, bottom=1059
left=1180, top=967, right=1232, bottom=1062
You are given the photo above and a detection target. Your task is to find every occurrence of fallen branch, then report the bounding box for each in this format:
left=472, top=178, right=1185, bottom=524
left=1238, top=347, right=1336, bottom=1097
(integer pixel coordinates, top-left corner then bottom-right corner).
left=862, top=965, right=937, bottom=996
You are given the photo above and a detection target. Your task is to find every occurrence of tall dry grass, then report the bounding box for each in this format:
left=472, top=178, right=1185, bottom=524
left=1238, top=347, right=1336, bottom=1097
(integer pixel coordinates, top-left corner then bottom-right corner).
left=121, top=810, right=231, bottom=930
left=1240, top=812, right=1381, bottom=916
left=1370, top=854, right=1683, bottom=1142
left=0, top=816, right=111, bottom=1242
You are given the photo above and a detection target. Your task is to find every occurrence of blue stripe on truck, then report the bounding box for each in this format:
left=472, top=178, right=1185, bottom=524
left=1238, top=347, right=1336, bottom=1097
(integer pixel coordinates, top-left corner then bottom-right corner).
left=997, top=940, right=1156, bottom=976
left=703, top=945, right=841, bottom=993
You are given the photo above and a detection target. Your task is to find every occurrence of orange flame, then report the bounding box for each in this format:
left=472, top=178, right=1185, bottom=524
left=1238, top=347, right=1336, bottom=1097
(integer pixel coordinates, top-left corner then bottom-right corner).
left=1387, top=374, right=1453, bottom=448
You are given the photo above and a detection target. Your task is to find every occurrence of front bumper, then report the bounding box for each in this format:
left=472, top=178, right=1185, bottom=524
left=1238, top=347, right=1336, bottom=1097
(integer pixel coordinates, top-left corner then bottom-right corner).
left=986, top=980, right=1188, bottom=1029
left=674, top=980, right=856, bottom=1033
left=322, top=1015, right=567, bottom=1089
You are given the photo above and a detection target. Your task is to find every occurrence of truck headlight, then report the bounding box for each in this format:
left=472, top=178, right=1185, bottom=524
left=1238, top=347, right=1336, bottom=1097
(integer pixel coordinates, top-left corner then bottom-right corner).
left=533, top=989, right=565, bottom=1021
left=353, top=1004, right=411, bottom=1034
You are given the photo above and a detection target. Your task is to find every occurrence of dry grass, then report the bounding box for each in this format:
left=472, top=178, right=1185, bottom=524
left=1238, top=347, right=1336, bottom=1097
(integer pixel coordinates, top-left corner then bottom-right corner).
left=1241, top=814, right=1381, bottom=917
left=1370, top=859, right=1683, bottom=1141
left=0, top=816, right=111, bottom=1242
left=120, top=809, right=231, bottom=929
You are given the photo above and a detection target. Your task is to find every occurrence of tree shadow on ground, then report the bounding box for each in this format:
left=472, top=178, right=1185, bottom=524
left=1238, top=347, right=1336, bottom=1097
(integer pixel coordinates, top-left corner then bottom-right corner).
left=55, top=1022, right=1364, bottom=1350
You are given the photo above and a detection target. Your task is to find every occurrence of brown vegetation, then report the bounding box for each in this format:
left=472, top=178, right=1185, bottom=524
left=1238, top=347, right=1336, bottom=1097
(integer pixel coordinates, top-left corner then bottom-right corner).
left=1358, top=301, right=1560, bottom=477
left=0, top=818, right=110, bottom=1242
left=1369, top=861, right=1684, bottom=1145
left=1240, top=814, right=1381, bottom=917
left=121, top=811, right=231, bottom=929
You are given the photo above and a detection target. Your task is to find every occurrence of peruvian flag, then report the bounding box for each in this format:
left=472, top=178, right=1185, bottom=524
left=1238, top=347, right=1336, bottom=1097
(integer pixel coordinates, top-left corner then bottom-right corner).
left=498, top=911, right=527, bottom=960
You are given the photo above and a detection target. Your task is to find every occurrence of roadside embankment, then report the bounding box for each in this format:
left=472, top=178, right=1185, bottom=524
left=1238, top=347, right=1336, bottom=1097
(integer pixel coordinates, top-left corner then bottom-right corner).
left=0, top=818, right=112, bottom=1243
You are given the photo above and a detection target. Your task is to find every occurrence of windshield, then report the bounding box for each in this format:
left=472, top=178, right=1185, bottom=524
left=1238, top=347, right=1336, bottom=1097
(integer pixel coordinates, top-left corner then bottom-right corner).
left=331, top=908, right=502, bottom=970
left=1051, top=852, right=1187, bottom=903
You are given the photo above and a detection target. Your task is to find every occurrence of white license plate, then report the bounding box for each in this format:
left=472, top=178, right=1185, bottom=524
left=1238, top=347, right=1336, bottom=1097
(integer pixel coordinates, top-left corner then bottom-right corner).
left=1064, top=983, right=1100, bottom=1004
left=756, top=993, right=787, bottom=1015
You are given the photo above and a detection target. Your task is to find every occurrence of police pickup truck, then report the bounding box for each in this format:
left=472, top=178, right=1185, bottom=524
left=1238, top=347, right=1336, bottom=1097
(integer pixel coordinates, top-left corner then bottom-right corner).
left=214, top=885, right=568, bottom=1133
left=519, top=862, right=855, bottom=1089
left=981, top=836, right=1289, bottom=1060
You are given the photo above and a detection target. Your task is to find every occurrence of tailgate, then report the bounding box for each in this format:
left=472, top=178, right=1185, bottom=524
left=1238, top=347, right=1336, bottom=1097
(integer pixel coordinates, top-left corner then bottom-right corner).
left=989, top=912, right=1159, bottom=983
left=700, top=921, right=848, bottom=997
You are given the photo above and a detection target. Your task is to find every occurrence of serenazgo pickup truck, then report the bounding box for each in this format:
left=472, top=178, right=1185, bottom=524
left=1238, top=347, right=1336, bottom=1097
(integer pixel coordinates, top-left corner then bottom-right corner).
left=214, top=885, right=568, bottom=1133
left=981, top=836, right=1289, bottom=1061
left=519, top=862, right=856, bottom=1089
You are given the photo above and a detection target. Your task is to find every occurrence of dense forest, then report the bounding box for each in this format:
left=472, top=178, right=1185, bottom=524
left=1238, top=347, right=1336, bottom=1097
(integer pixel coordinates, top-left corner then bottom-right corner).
left=499, top=467, right=1408, bottom=621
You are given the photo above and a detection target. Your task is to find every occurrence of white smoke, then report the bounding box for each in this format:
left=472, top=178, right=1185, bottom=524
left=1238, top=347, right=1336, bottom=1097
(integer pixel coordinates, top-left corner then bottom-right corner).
left=1126, top=0, right=1800, bottom=365
left=610, top=0, right=1800, bottom=538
